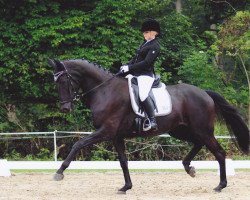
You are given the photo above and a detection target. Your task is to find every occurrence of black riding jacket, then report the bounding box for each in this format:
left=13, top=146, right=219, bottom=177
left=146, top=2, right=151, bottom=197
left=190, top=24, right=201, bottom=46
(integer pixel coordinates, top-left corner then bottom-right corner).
left=128, top=38, right=160, bottom=77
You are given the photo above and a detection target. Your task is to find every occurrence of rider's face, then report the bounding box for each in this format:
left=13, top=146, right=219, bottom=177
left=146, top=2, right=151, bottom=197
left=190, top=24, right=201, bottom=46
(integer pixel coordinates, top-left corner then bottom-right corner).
left=143, top=31, right=158, bottom=41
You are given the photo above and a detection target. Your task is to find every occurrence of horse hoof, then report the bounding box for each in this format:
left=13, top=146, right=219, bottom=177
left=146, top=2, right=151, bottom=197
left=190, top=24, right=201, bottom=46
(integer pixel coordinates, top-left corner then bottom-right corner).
left=213, top=186, right=222, bottom=192
left=189, top=166, right=196, bottom=177
left=117, top=190, right=126, bottom=195
left=213, top=183, right=226, bottom=192
left=53, top=173, right=64, bottom=181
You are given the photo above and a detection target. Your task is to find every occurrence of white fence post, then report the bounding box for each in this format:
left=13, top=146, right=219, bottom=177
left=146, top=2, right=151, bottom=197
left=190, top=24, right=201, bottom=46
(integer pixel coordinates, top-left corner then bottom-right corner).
left=53, top=130, right=57, bottom=162
left=0, top=159, right=11, bottom=176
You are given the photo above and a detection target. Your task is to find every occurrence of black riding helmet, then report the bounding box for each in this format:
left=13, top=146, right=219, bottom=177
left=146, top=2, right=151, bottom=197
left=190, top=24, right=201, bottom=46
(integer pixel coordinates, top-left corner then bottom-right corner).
left=140, top=18, right=160, bottom=36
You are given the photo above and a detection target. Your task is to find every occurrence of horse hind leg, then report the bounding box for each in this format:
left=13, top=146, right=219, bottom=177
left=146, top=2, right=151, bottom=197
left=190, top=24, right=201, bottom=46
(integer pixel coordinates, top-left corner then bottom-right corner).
left=182, top=144, right=202, bottom=177
left=114, top=137, right=132, bottom=194
left=172, top=126, right=203, bottom=177
left=205, top=136, right=227, bottom=192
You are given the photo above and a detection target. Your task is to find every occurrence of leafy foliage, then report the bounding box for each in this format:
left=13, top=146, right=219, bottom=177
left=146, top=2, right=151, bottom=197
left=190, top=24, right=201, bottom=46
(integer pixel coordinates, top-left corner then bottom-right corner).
left=216, top=11, right=250, bottom=57
left=178, top=51, right=225, bottom=91
left=159, top=12, right=198, bottom=82
left=215, top=11, right=249, bottom=115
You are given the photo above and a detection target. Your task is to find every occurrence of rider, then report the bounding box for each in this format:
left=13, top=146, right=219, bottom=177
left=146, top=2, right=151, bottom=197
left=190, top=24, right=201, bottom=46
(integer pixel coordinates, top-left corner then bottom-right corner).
left=119, top=18, right=161, bottom=131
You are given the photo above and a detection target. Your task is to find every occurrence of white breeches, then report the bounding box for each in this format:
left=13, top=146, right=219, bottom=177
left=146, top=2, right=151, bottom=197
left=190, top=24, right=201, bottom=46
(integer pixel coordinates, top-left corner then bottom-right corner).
left=137, top=75, right=154, bottom=102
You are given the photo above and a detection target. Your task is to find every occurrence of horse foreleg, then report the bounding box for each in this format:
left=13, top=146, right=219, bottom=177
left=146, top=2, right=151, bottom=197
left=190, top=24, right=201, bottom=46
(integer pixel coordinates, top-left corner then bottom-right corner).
left=54, top=130, right=105, bottom=180
left=114, top=137, right=132, bottom=194
left=182, top=144, right=202, bottom=177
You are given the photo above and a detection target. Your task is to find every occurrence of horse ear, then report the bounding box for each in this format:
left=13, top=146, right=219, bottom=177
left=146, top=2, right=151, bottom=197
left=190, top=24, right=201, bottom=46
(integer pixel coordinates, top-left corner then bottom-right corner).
left=48, top=58, right=57, bottom=69
left=48, top=58, right=65, bottom=72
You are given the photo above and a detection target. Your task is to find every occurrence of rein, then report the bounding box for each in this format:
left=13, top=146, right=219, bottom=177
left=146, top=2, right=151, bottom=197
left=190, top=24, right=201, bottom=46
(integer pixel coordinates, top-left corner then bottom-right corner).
left=76, top=74, right=119, bottom=99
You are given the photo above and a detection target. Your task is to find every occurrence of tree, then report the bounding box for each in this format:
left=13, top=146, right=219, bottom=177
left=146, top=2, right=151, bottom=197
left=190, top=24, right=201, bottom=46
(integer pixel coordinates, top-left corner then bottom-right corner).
left=178, top=51, right=225, bottom=91
left=180, top=0, right=249, bottom=33
left=158, top=12, right=203, bottom=83
left=215, top=11, right=250, bottom=125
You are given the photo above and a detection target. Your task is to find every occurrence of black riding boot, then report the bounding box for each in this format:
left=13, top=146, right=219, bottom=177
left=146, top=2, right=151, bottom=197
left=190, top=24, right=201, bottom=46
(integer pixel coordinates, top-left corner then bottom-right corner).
left=142, top=97, right=158, bottom=131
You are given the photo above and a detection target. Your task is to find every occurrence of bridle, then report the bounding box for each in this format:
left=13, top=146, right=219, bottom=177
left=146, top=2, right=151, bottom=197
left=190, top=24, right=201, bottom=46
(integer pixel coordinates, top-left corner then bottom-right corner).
left=54, top=62, right=122, bottom=104
left=54, top=70, right=78, bottom=104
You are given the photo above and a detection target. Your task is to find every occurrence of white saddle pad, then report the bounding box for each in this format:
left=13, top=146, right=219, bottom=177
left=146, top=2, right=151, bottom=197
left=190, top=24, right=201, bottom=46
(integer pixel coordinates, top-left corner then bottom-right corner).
left=127, top=75, right=172, bottom=117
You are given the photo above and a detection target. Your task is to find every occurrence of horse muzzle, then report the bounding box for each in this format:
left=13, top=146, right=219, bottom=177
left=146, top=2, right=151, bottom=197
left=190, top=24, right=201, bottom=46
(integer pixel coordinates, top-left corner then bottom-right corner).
left=60, top=102, right=74, bottom=113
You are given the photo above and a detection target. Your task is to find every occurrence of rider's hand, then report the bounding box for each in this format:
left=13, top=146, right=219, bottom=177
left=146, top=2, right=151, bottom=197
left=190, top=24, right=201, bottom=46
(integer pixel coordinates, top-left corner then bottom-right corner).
left=120, top=65, right=129, bottom=73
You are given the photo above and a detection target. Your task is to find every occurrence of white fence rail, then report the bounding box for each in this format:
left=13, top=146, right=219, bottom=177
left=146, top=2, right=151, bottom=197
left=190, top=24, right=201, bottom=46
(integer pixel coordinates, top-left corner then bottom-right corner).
left=5, top=160, right=250, bottom=170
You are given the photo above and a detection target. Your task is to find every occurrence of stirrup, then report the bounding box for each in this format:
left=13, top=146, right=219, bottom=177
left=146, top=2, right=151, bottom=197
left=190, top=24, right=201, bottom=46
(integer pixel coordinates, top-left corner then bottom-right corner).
left=143, top=118, right=151, bottom=131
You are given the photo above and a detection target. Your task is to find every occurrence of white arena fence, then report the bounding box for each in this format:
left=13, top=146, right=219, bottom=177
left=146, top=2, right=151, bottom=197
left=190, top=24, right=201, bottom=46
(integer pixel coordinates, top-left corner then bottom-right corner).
left=0, top=131, right=249, bottom=173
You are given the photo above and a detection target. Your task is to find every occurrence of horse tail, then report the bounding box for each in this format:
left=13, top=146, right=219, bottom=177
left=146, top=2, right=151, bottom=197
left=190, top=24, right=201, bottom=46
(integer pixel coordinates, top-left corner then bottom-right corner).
left=206, top=90, right=249, bottom=154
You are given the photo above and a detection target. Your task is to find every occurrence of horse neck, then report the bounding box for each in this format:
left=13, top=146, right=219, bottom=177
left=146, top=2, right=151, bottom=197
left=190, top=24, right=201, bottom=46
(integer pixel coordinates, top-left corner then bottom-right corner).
left=84, top=63, right=111, bottom=90
left=67, top=60, right=112, bottom=95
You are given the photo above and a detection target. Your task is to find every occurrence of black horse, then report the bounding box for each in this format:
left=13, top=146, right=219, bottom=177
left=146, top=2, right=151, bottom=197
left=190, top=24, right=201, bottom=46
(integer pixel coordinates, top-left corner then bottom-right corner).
left=48, top=59, right=249, bottom=193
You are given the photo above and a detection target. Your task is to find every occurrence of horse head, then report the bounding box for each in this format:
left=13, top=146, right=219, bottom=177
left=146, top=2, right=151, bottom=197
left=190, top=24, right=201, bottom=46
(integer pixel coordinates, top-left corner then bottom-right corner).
left=48, top=59, right=76, bottom=113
